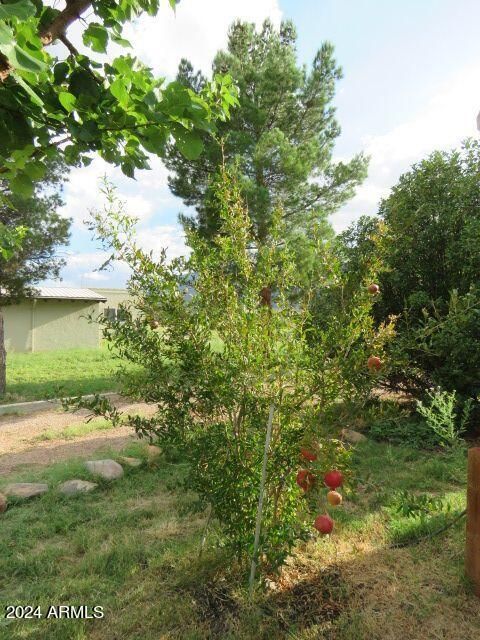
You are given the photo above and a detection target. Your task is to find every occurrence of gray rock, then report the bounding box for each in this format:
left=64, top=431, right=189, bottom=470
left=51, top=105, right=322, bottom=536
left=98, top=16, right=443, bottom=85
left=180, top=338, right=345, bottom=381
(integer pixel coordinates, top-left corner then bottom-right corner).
left=119, top=456, right=142, bottom=468
left=341, top=428, right=368, bottom=444
left=85, top=459, right=124, bottom=480
left=0, top=492, right=7, bottom=513
left=4, top=483, right=48, bottom=499
left=59, top=479, right=98, bottom=495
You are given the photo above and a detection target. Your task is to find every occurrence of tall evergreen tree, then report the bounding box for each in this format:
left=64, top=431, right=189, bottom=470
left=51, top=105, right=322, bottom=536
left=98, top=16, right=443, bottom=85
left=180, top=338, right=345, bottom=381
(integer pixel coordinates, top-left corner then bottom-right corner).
left=166, top=20, right=368, bottom=251
left=0, top=159, right=70, bottom=394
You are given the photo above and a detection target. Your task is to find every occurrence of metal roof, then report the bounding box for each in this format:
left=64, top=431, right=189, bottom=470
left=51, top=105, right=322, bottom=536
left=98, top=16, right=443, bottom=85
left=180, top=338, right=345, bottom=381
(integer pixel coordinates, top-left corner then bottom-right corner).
left=32, top=287, right=107, bottom=302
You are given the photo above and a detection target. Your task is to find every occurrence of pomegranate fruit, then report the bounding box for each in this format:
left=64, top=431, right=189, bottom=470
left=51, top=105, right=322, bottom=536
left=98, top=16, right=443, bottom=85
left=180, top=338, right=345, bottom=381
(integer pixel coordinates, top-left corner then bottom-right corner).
left=367, top=355, right=382, bottom=371
left=324, top=469, right=343, bottom=489
left=327, top=490, right=342, bottom=506
left=314, top=514, right=334, bottom=534
left=296, top=469, right=316, bottom=492
left=300, top=447, right=317, bottom=462
left=367, top=283, right=380, bottom=294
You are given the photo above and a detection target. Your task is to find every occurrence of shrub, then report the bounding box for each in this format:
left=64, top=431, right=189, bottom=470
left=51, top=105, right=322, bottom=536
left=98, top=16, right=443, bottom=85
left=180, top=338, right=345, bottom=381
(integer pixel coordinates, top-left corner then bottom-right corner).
left=77, top=170, right=393, bottom=577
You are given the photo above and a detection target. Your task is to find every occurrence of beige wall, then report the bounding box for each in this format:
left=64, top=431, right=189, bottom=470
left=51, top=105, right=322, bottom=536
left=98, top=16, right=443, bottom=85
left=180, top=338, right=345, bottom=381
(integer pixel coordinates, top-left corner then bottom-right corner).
left=92, top=288, right=131, bottom=317
left=3, top=299, right=101, bottom=353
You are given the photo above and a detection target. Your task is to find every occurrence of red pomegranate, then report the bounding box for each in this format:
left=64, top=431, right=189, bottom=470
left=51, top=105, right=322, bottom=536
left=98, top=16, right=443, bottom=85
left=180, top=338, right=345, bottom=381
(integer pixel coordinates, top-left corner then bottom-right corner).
left=324, top=470, right=343, bottom=490
left=367, top=356, right=382, bottom=371
left=367, top=283, right=380, bottom=295
left=296, top=469, right=316, bottom=492
left=300, top=447, right=317, bottom=462
left=314, top=514, right=334, bottom=534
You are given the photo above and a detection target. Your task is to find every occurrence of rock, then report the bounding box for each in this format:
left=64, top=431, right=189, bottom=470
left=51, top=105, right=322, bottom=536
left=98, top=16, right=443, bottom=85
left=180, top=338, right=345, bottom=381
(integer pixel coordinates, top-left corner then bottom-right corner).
left=59, top=479, right=98, bottom=495
left=341, top=428, right=367, bottom=444
left=119, top=456, right=142, bottom=468
left=85, top=459, right=124, bottom=480
left=0, top=492, right=7, bottom=513
left=146, top=445, right=161, bottom=460
left=4, top=483, right=48, bottom=499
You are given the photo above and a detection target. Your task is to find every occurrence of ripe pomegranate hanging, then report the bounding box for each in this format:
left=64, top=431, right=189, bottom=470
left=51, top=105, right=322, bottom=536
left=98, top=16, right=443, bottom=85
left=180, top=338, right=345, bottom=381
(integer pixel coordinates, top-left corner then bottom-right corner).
left=367, top=355, right=382, bottom=371
left=296, top=469, right=316, bottom=492
left=324, top=469, right=343, bottom=489
left=314, top=514, right=334, bottom=534
left=300, top=447, right=317, bottom=462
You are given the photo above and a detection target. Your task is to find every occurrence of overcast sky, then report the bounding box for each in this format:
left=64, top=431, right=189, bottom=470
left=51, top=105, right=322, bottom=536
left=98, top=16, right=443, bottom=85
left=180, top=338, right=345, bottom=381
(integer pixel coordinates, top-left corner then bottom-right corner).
left=48, top=0, right=480, bottom=288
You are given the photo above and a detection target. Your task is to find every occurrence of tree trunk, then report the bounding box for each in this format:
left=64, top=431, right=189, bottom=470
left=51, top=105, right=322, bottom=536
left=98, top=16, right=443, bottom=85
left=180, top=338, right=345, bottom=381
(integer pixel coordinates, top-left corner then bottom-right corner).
left=0, top=310, right=6, bottom=396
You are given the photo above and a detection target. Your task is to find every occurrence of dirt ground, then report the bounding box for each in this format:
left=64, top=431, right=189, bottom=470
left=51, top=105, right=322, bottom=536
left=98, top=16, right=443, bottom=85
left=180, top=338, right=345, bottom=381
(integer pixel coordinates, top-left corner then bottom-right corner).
left=0, top=396, right=156, bottom=475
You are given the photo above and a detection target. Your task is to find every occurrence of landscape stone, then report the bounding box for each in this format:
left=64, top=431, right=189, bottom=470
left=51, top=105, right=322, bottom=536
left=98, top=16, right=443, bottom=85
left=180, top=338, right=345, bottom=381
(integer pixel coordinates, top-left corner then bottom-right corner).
left=119, top=456, right=142, bottom=468
left=4, top=483, right=49, bottom=499
left=59, top=479, right=98, bottom=495
left=0, top=492, right=7, bottom=513
left=146, top=445, right=161, bottom=460
left=85, top=459, right=124, bottom=480
left=341, top=428, right=367, bottom=444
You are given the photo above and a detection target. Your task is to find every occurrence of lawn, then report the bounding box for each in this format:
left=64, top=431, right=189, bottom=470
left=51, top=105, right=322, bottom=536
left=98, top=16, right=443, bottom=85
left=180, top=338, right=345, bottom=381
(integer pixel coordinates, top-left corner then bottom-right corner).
left=1, top=440, right=478, bottom=640
left=2, top=348, right=132, bottom=404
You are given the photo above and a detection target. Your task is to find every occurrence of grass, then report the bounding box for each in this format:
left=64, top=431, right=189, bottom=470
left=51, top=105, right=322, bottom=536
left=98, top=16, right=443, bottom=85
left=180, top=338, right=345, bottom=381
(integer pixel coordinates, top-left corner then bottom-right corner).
left=2, top=348, right=134, bottom=404
left=0, top=440, right=479, bottom=639
left=31, top=417, right=118, bottom=442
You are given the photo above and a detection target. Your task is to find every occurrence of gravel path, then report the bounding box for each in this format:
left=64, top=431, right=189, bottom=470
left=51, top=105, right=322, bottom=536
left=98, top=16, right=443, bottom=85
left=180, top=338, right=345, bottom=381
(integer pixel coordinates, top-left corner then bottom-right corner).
left=0, top=396, right=156, bottom=476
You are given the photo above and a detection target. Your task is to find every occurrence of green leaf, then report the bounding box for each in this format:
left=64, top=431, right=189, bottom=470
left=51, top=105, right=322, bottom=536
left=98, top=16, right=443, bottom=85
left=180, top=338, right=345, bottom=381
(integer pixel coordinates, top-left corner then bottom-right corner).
left=0, top=23, right=13, bottom=45
left=3, top=43, right=47, bottom=73
left=10, top=172, right=34, bottom=197
left=109, top=78, right=130, bottom=109
left=53, top=62, right=69, bottom=85
left=13, top=74, right=44, bottom=107
left=83, top=23, right=109, bottom=53
left=0, top=0, right=36, bottom=21
left=58, top=91, right=76, bottom=113
left=68, top=69, right=100, bottom=102
left=23, top=160, right=46, bottom=180
left=173, top=129, right=203, bottom=160
left=111, top=34, right=132, bottom=48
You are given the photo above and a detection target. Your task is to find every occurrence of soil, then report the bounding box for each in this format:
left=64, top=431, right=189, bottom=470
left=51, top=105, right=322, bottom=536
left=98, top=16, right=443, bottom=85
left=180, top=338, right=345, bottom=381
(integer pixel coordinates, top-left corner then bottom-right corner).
left=0, top=395, right=156, bottom=476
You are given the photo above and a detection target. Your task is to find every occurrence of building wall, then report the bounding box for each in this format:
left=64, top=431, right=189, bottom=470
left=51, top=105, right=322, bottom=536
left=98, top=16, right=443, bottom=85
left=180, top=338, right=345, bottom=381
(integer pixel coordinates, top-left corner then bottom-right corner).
left=3, top=299, right=102, bottom=353
left=3, top=301, right=33, bottom=352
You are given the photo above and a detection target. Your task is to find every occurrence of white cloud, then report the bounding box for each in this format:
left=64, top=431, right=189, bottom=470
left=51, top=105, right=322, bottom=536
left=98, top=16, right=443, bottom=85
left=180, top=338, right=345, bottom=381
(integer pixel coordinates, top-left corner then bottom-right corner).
left=136, top=223, right=189, bottom=261
left=126, top=0, right=282, bottom=77
left=332, top=63, right=480, bottom=232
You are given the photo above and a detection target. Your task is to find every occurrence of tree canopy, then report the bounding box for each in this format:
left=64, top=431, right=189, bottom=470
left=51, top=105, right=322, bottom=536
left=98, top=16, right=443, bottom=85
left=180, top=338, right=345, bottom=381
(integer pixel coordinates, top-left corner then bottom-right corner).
left=165, top=20, right=368, bottom=247
left=338, top=139, right=480, bottom=400
left=0, top=0, right=237, bottom=199
left=0, top=158, right=70, bottom=393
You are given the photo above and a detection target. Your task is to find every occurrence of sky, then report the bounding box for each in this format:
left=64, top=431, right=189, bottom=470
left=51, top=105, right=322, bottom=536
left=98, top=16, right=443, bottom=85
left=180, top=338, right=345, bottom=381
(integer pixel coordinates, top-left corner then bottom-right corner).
left=47, top=0, right=480, bottom=288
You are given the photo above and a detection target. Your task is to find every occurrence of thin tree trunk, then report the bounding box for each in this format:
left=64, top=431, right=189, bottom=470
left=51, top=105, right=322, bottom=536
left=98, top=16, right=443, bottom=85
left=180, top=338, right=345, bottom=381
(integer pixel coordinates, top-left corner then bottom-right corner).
left=0, top=310, right=5, bottom=396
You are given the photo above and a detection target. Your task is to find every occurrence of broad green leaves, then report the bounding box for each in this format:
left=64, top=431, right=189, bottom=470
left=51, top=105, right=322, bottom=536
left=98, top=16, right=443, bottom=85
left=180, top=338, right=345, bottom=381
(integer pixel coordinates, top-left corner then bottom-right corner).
left=83, top=23, right=109, bottom=53
left=0, top=0, right=36, bottom=21
left=1, top=0, right=238, bottom=198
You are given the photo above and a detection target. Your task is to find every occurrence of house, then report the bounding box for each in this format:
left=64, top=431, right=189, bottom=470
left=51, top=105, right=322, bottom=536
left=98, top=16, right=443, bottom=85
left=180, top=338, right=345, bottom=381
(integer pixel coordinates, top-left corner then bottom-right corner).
left=2, top=287, right=130, bottom=353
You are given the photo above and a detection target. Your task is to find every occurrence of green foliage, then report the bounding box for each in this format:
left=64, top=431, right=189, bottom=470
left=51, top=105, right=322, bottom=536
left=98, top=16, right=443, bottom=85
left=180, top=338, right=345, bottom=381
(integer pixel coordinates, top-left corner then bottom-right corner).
left=76, top=169, right=390, bottom=575
left=0, top=0, right=238, bottom=194
left=368, top=408, right=439, bottom=449
left=416, top=388, right=472, bottom=449
left=392, top=490, right=449, bottom=520
left=166, top=20, right=367, bottom=263
left=338, top=140, right=480, bottom=404
left=0, top=157, right=70, bottom=302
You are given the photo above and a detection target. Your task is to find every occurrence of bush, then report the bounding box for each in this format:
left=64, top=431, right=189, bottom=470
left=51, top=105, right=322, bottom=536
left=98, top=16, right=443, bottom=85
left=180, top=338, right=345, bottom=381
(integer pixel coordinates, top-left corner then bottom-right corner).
left=337, top=140, right=480, bottom=405
left=77, top=170, right=393, bottom=577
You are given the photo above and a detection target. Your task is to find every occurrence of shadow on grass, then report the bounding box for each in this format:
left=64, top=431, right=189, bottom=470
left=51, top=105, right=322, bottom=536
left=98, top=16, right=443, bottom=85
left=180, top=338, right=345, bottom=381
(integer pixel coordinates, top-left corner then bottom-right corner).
left=3, top=376, right=119, bottom=404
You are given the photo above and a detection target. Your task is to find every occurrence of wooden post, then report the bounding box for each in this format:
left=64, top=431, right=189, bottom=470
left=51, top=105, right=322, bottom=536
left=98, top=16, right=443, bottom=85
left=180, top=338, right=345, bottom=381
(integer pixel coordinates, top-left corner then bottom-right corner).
left=466, top=447, right=480, bottom=597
